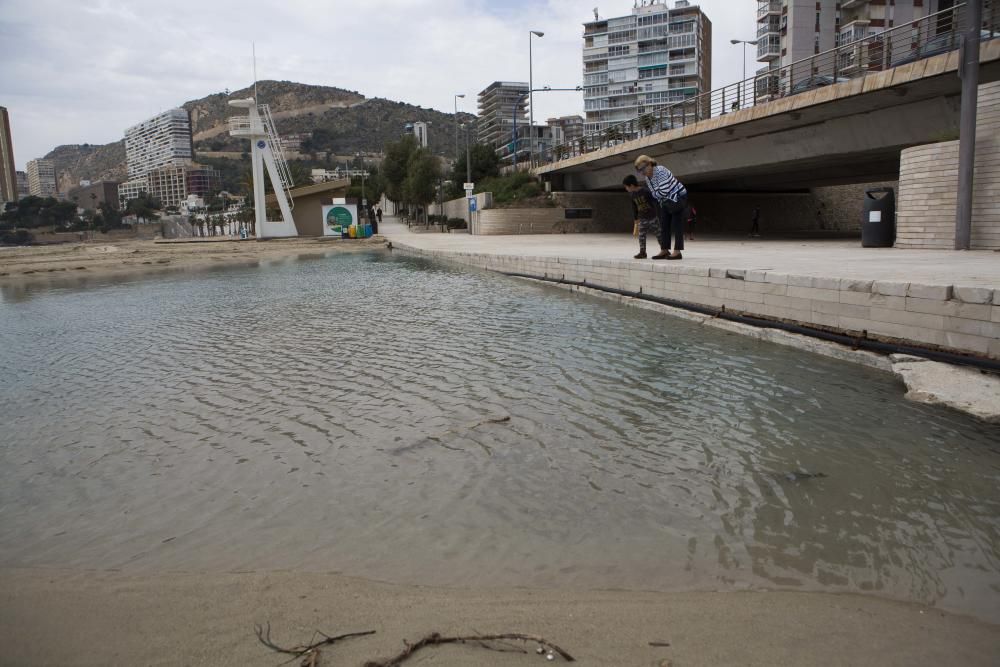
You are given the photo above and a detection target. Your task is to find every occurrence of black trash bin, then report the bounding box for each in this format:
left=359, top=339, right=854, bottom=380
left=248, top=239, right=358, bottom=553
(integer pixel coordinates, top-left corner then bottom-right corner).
left=861, top=187, right=895, bottom=248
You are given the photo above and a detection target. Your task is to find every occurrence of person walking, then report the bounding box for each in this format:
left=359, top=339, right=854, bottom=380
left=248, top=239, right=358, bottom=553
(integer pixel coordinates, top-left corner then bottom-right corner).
left=750, top=206, right=761, bottom=237
left=376, top=207, right=383, bottom=224
left=634, top=155, right=687, bottom=260
left=686, top=205, right=697, bottom=241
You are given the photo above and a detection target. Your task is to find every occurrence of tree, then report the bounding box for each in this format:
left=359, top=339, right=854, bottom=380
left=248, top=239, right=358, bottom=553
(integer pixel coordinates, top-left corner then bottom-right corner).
left=402, top=148, right=441, bottom=223
left=125, top=193, right=161, bottom=223
left=381, top=134, right=420, bottom=207
left=447, top=143, right=500, bottom=198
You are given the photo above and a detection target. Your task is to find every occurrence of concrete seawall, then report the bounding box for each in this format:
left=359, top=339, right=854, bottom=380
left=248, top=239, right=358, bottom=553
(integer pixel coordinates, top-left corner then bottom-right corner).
left=391, top=242, right=1000, bottom=362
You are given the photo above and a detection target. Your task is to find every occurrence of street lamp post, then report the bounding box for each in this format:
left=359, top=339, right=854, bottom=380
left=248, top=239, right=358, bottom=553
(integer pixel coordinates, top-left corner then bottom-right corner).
left=460, top=123, right=471, bottom=185
left=730, top=39, right=759, bottom=109
left=528, top=30, right=544, bottom=167
left=453, top=93, right=465, bottom=166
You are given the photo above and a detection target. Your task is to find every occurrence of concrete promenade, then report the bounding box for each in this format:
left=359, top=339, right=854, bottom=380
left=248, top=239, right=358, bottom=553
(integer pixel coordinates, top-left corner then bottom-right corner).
left=382, top=218, right=1000, bottom=361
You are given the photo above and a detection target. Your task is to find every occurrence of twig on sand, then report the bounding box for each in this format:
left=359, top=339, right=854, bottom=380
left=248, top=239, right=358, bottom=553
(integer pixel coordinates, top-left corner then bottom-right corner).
left=362, top=632, right=575, bottom=666
left=255, top=622, right=375, bottom=665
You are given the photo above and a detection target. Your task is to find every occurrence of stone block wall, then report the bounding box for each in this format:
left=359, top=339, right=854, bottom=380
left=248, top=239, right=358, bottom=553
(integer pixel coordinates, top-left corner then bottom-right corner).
left=896, top=81, right=1000, bottom=249
left=392, top=243, right=1000, bottom=360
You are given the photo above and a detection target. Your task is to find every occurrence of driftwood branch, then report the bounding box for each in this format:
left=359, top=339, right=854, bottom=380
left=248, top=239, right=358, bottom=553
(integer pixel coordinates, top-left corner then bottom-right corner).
left=255, top=622, right=375, bottom=665
left=362, top=632, right=575, bottom=666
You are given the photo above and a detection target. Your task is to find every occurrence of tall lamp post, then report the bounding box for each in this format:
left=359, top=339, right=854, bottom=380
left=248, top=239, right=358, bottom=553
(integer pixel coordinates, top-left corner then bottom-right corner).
left=453, top=93, right=465, bottom=166
left=730, top=39, right=759, bottom=109
left=528, top=30, right=544, bottom=167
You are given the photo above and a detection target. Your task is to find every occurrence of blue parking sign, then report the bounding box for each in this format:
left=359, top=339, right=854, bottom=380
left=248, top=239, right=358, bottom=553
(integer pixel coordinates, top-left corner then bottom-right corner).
left=469, top=198, right=477, bottom=212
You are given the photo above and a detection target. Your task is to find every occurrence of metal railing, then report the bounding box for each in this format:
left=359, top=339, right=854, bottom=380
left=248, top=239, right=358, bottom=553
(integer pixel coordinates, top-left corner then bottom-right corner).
left=259, top=104, right=295, bottom=209
left=544, top=2, right=998, bottom=166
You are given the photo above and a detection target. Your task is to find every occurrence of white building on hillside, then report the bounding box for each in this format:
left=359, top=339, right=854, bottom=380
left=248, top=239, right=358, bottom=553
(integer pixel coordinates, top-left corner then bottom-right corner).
left=124, top=108, right=193, bottom=180
left=26, top=158, right=57, bottom=197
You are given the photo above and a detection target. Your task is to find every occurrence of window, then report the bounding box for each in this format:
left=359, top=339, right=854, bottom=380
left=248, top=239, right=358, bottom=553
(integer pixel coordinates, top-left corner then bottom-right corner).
left=639, top=66, right=668, bottom=79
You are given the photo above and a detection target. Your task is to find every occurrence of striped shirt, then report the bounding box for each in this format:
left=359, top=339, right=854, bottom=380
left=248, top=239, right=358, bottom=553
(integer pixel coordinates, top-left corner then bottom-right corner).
left=641, top=165, right=687, bottom=203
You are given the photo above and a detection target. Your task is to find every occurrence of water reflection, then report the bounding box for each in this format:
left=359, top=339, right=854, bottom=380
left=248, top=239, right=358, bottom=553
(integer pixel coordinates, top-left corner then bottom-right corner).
left=0, top=251, right=998, bottom=622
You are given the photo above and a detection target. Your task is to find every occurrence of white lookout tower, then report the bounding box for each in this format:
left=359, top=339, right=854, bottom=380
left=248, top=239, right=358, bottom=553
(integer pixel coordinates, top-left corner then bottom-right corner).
left=228, top=99, right=297, bottom=238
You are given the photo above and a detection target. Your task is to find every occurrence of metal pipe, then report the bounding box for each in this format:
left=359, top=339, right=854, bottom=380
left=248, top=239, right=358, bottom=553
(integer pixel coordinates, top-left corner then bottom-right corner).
left=955, top=0, right=982, bottom=250
left=498, top=271, right=1000, bottom=373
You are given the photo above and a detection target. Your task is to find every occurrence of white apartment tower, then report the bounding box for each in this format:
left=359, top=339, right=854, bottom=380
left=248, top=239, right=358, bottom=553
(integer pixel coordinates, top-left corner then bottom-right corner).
left=756, top=1, right=948, bottom=93
left=124, top=108, right=193, bottom=180
left=477, top=81, right=529, bottom=150
left=26, top=158, right=57, bottom=198
left=582, top=0, right=713, bottom=135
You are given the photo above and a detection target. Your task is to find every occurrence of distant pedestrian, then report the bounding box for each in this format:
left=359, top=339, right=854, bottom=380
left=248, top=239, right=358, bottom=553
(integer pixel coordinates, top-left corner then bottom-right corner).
left=372, top=207, right=381, bottom=234
left=376, top=207, right=383, bottom=223
left=686, top=205, right=697, bottom=241
left=623, top=174, right=662, bottom=259
left=634, top=154, right=687, bottom=260
left=750, top=207, right=761, bottom=237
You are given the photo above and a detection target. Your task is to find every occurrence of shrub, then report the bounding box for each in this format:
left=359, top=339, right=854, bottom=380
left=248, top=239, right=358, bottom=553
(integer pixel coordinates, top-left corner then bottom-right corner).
left=477, top=172, right=544, bottom=206
left=446, top=217, right=467, bottom=230
left=0, top=229, right=36, bottom=245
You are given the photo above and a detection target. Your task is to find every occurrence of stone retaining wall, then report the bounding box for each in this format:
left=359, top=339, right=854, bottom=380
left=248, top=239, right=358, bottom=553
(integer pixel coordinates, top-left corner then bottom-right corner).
left=392, top=243, right=1000, bottom=360
left=896, top=81, right=1000, bottom=249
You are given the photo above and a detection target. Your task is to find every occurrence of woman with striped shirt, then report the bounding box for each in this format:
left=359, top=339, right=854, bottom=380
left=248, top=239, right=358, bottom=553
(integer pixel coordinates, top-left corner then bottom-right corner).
left=635, top=154, right=687, bottom=260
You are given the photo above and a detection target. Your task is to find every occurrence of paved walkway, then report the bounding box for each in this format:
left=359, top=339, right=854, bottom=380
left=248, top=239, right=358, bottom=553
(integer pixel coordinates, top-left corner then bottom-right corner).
left=382, top=218, right=1000, bottom=288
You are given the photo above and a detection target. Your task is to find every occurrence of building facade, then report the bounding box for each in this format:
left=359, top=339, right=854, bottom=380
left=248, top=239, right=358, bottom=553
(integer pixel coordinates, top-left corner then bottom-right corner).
left=547, top=115, right=586, bottom=146
left=477, top=81, right=529, bottom=151
left=144, top=164, right=220, bottom=209
left=0, top=107, right=17, bottom=204
left=26, top=158, right=57, bottom=198
left=404, top=121, right=429, bottom=148
left=16, top=171, right=28, bottom=199
left=68, top=181, right=120, bottom=211
left=124, top=108, right=193, bottom=180
left=582, top=0, right=712, bottom=135
left=755, top=0, right=947, bottom=96
left=118, top=178, right=148, bottom=208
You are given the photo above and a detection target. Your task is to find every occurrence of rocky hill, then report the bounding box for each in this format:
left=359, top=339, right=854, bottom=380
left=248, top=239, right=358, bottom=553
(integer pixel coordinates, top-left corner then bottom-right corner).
left=45, top=80, right=477, bottom=190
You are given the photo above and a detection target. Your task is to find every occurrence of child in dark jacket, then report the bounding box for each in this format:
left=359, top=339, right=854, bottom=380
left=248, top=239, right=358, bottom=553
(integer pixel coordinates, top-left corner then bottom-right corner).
left=623, top=174, right=661, bottom=259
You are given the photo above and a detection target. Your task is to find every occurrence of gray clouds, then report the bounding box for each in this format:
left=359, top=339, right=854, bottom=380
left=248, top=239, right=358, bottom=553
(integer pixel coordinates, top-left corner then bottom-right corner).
left=0, top=0, right=754, bottom=169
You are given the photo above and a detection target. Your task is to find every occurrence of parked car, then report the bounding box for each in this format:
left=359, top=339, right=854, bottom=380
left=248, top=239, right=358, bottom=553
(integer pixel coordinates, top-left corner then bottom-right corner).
left=788, top=75, right=851, bottom=95
left=894, top=29, right=996, bottom=67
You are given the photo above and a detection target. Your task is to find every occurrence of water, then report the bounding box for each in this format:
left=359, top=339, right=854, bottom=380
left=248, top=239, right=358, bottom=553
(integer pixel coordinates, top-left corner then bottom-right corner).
left=1, top=252, right=999, bottom=622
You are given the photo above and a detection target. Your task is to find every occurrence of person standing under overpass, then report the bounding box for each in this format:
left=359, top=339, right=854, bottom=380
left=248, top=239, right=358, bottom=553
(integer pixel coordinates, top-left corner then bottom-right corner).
left=634, top=155, right=687, bottom=260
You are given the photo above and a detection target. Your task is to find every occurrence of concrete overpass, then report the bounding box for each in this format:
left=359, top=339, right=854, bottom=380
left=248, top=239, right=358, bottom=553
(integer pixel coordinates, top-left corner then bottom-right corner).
left=537, top=39, right=1000, bottom=193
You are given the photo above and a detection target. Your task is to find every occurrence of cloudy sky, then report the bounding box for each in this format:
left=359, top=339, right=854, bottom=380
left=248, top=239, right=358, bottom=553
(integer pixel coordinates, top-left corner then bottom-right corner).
left=0, top=0, right=756, bottom=169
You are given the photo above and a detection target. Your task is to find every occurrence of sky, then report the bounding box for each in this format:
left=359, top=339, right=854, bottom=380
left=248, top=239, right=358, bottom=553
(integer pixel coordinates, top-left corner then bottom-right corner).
left=0, top=0, right=757, bottom=170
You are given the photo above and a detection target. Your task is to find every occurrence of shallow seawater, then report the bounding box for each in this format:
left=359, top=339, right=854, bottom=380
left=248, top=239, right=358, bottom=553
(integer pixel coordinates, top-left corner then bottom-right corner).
left=1, top=251, right=999, bottom=621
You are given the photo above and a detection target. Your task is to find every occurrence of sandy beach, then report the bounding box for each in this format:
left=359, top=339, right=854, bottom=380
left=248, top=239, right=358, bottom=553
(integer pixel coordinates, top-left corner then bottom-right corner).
left=0, top=237, right=387, bottom=286
left=2, top=567, right=998, bottom=666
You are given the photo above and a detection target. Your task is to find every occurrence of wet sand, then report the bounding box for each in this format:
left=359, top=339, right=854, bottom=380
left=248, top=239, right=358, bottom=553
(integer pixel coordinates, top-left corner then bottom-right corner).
left=1, top=568, right=998, bottom=666
left=0, top=237, right=385, bottom=285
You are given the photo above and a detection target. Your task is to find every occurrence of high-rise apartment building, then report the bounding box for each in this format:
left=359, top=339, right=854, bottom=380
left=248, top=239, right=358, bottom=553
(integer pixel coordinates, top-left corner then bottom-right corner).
left=16, top=171, right=29, bottom=198
left=755, top=0, right=947, bottom=95
left=0, top=107, right=17, bottom=204
left=582, top=0, right=712, bottom=135
left=477, top=81, right=529, bottom=150
left=26, top=158, right=57, bottom=198
left=124, top=108, right=193, bottom=180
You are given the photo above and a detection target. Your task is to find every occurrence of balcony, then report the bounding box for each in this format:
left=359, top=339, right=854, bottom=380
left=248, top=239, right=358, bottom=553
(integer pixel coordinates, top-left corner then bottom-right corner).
left=757, top=17, right=780, bottom=38
left=757, top=0, right=781, bottom=19
left=840, top=0, right=870, bottom=10
left=757, top=35, right=781, bottom=60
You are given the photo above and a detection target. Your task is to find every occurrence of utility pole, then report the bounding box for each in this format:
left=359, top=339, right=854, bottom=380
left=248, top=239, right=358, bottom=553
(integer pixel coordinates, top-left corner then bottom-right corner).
left=528, top=30, right=544, bottom=168
left=955, top=0, right=982, bottom=250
